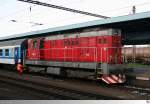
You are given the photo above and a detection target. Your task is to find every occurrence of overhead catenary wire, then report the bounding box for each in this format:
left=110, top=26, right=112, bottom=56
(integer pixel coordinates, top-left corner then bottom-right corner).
left=97, top=1, right=150, bottom=14
left=1, top=0, right=150, bottom=22
left=17, top=0, right=109, bottom=19
left=0, top=0, right=94, bottom=25
left=0, top=0, right=150, bottom=23
left=0, top=0, right=52, bottom=21
left=0, top=0, right=150, bottom=36
left=0, top=0, right=150, bottom=27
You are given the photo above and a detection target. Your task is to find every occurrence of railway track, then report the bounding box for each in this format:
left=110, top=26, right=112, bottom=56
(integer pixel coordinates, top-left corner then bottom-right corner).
left=112, top=85, right=150, bottom=99
left=123, top=85, right=150, bottom=97
left=0, top=69, right=148, bottom=99
left=0, top=74, right=117, bottom=100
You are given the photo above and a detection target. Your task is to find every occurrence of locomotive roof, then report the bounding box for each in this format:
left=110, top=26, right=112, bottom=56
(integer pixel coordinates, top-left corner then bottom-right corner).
left=0, top=11, right=150, bottom=41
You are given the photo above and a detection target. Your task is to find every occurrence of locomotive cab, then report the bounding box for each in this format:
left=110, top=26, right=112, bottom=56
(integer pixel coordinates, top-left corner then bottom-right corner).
left=96, top=29, right=125, bottom=84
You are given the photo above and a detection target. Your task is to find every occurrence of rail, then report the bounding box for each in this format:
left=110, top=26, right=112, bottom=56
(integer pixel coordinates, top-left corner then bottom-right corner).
left=0, top=70, right=119, bottom=100
left=0, top=69, right=148, bottom=99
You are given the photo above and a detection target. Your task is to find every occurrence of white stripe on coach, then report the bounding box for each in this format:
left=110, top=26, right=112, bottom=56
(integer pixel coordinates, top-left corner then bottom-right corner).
left=0, top=58, right=15, bottom=64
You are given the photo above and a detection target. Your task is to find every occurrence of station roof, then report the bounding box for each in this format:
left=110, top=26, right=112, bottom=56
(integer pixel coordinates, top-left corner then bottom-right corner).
left=0, top=11, right=150, bottom=41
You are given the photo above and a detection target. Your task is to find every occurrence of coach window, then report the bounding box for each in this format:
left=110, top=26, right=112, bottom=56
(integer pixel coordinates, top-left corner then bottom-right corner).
left=5, top=49, right=9, bottom=56
left=0, top=49, right=2, bottom=56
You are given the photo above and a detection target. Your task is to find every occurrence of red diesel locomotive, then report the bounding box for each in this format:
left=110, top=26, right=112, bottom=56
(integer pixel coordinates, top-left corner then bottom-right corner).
left=25, top=28, right=125, bottom=84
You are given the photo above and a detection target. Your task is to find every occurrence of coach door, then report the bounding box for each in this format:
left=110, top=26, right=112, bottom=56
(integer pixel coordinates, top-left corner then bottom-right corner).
left=14, top=47, right=20, bottom=64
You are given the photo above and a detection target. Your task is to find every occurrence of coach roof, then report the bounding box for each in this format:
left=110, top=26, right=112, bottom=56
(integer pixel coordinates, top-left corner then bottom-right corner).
left=0, top=11, right=150, bottom=41
left=0, top=39, right=26, bottom=46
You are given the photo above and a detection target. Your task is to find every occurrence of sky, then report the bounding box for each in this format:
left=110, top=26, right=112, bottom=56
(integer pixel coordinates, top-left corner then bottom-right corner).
left=0, top=0, right=150, bottom=37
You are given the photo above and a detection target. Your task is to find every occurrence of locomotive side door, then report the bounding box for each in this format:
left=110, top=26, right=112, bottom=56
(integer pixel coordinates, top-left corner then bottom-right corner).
left=31, top=38, right=40, bottom=60
left=39, top=38, right=44, bottom=60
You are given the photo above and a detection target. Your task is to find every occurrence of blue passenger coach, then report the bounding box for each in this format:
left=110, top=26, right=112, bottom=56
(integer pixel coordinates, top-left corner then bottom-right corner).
left=0, top=39, right=25, bottom=66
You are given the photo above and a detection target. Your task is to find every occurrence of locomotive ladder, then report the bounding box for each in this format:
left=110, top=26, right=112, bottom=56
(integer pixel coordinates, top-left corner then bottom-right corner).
left=95, top=48, right=103, bottom=79
left=95, top=63, right=103, bottom=79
